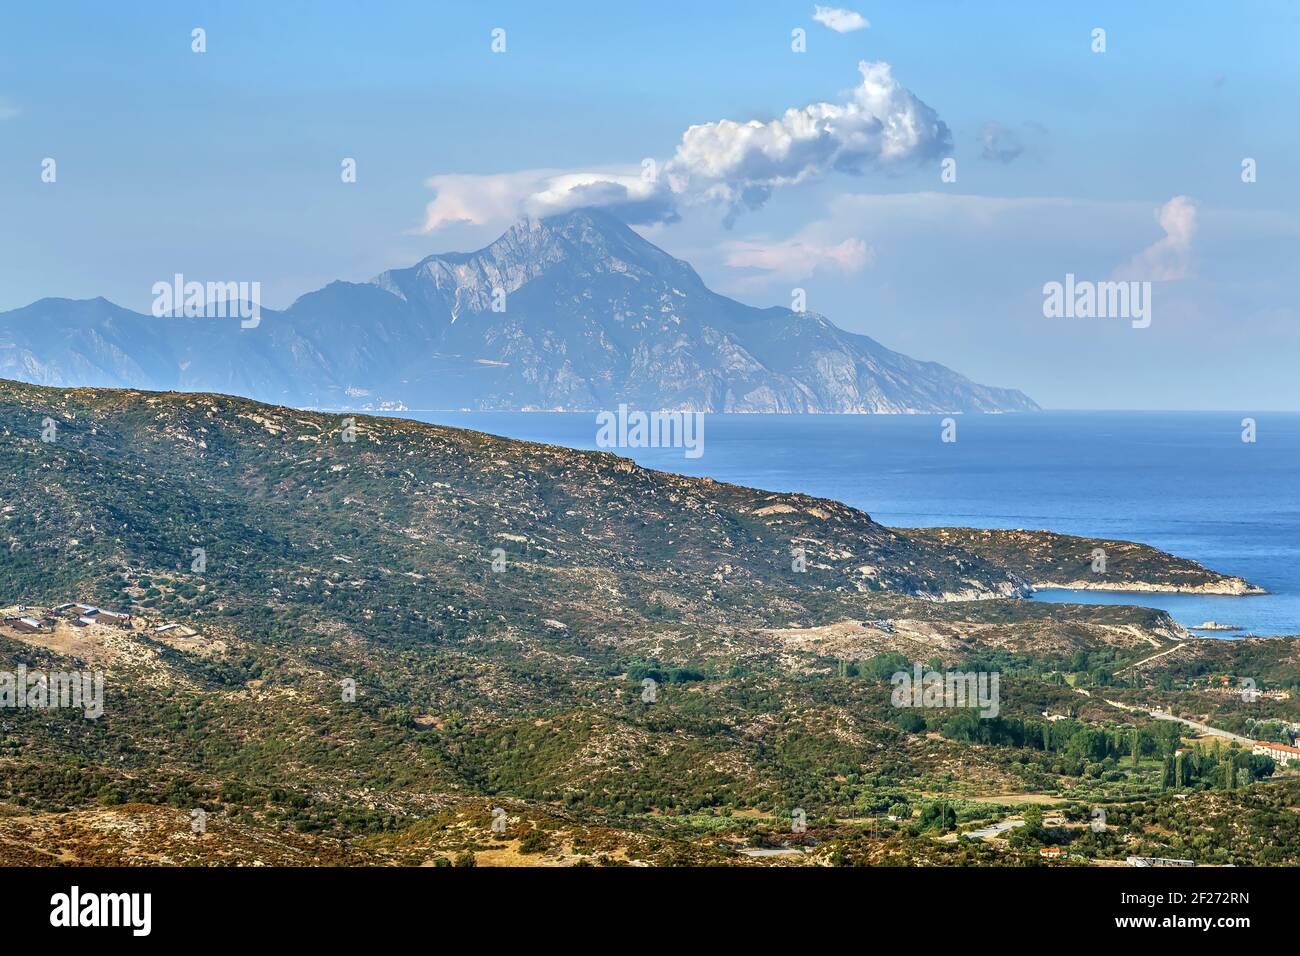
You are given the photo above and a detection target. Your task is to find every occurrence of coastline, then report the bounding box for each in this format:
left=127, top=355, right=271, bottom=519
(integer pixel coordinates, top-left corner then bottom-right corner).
left=1029, top=578, right=1267, bottom=597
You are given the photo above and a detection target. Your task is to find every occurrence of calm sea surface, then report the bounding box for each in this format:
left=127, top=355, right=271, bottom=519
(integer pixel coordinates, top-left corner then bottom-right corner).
left=397, top=411, right=1300, bottom=637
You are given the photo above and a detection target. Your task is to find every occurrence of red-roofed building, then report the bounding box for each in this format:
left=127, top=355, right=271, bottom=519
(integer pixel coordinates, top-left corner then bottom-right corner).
left=1252, top=740, right=1300, bottom=766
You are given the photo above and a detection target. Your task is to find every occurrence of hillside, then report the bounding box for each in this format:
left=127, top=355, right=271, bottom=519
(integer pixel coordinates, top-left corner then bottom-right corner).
left=908, top=528, right=1264, bottom=596
left=1, top=379, right=1291, bottom=867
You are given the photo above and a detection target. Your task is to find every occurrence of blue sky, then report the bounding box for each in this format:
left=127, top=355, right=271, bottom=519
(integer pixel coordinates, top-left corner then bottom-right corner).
left=1, top=1, right=1297, bottom=408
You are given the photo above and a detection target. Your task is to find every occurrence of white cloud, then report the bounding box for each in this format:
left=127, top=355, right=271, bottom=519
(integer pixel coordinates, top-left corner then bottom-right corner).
left=1114, top=195, right=1198, bottom=281
left=812, top=5, right=870, bottom=32
left=420, top=61, right=948, bottom=231
left=422, top=170, right=561, bottom=231
left=521, top=170, right=676, bottom=223
left=422, top=168, right=674, bottom=233
left=724, top=236, right=871, bottom=282
left=662, top=60, right=948, bottom=224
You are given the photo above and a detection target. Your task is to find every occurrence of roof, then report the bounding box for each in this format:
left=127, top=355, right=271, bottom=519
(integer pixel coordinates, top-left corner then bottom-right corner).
left=18, top=617, right=42, bottom=627
left=1254, top=740, right=1300, bottom=754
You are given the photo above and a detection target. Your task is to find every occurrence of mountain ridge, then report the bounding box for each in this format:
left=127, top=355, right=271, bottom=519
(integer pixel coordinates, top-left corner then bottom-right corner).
left=0, top=208, right=1038, bottom=414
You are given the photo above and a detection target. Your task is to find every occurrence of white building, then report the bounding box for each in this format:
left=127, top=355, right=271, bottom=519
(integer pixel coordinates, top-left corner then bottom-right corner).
left=1252, top=740, right=1300, bottom=766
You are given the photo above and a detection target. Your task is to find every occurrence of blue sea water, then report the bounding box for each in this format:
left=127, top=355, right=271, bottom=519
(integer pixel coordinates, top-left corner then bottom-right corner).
left=397, top=411, right=1300, bottom=637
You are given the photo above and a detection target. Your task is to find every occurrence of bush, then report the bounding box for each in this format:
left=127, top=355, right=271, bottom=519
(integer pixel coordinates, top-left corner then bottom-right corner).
left=518, top=830, right=548, bottom=854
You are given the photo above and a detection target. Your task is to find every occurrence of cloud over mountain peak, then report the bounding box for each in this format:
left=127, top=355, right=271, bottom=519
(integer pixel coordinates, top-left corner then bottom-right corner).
left=422, top=62, right=950, bottom=232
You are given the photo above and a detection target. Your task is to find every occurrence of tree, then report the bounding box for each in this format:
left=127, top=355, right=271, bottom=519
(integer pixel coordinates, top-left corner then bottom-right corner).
left=861, top=652, right=910, bottom=682
left=920, top=801, right=955, bottom=832
left=894, top=711, right=926, bottom=734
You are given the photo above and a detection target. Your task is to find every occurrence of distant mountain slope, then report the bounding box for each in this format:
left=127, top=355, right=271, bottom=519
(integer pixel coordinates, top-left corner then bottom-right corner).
left=0, top=209, right=1038, bottom=413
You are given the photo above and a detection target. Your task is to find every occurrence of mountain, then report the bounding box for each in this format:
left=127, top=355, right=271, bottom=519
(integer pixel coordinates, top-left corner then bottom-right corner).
left=0, top=209, right=1038, bottom=413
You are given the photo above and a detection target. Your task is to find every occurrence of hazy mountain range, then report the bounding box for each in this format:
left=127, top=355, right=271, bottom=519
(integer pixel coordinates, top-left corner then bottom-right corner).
left=0, top=208, right=1038, bottom=414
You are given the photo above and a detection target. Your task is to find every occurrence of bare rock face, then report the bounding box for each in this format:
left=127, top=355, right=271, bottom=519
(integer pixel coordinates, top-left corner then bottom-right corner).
left=0, top=209, right=1038, bottom=415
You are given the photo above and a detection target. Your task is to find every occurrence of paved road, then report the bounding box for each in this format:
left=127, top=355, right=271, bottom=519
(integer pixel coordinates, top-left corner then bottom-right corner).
left=1115, top=642, right=1187, bottom=676
left=1103, top=699, right=1254, bottom=746
left=963, top=820, right=1024, bottom=840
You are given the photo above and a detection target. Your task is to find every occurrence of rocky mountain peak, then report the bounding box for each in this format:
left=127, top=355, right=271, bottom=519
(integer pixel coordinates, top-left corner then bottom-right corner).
left=0, top=211, right=1038, bottom=414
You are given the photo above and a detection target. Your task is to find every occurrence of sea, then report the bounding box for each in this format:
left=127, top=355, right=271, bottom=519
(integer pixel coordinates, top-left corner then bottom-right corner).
left=397, top=410, right=1300, bottom=638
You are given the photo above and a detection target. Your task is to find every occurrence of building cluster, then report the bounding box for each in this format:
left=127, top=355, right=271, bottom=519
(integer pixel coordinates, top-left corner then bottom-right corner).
left=2, top=603, right=134, bottom=634
left=3, top=603, right=201, bottom=643
left=1126, top=856, right=1194, bottom=867
left=1205, top=674, right=1291, bottom=700
left=1, top=613, right=51, bottom=634
left=54, top=603, right=134, bottom=629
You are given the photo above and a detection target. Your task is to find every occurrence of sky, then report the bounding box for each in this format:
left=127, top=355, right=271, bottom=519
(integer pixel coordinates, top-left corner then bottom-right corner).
left=1, top=1, right=1297, bottom=409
